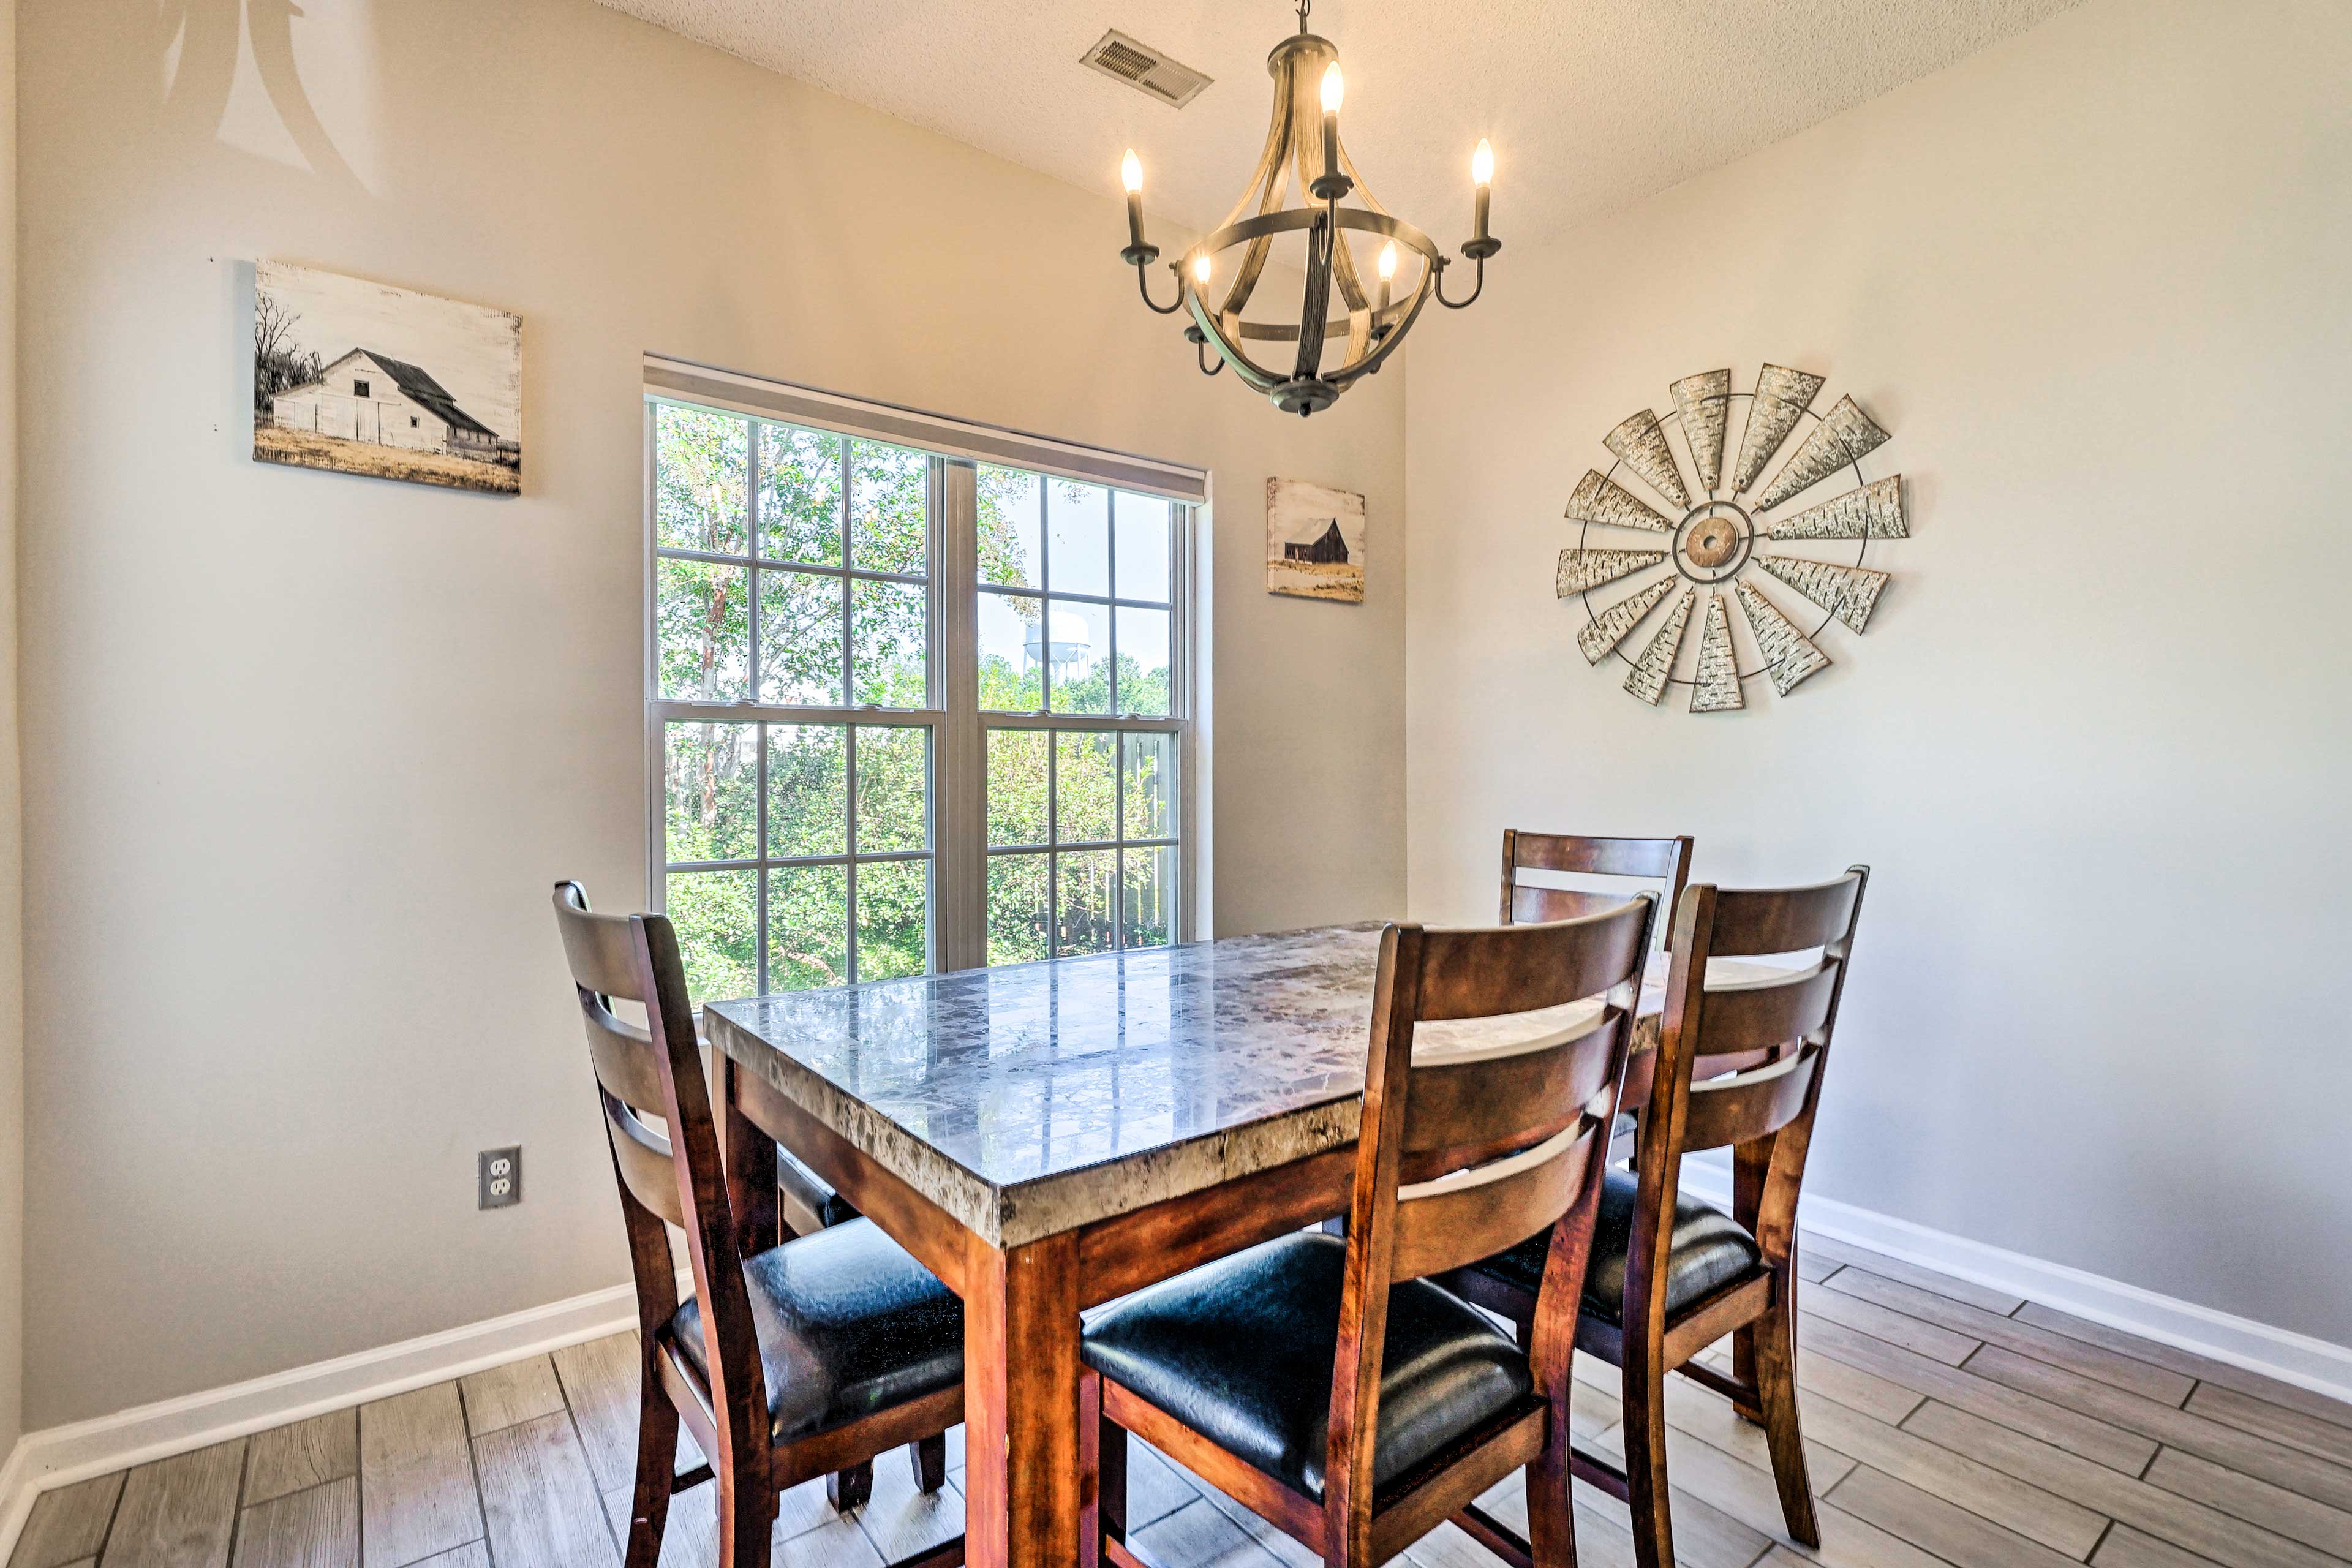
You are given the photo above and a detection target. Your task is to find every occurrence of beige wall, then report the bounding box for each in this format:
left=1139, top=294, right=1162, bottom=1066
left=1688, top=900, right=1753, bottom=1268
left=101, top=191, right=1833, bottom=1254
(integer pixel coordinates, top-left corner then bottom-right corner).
left=17, top=0, right=1406, bottom=1425
left=1405, top=0, right=2352, bottom=1341
left=0, top=0, right=22, bottom=1461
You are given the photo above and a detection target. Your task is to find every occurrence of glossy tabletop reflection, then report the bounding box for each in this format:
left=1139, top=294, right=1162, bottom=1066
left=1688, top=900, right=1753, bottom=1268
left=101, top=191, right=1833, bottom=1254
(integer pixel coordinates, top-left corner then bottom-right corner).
left=703, top=923, right=1749, bottom=1248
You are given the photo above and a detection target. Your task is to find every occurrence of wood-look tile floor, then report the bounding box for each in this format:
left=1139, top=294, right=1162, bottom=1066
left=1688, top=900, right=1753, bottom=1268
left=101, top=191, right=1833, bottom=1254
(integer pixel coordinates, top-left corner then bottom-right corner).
left=14, top=1232, right=2352, bottom=1568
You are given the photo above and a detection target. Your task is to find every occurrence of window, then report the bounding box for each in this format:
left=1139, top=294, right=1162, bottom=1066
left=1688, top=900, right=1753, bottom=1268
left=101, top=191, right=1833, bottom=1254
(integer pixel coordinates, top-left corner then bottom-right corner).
left=976, top=474, right=1178, bottom=963
left=645, top=364, right=1199, bottom=1000
left=353, top=379, right=371, bottom=398
left=410, top=415, right=420, bottom=428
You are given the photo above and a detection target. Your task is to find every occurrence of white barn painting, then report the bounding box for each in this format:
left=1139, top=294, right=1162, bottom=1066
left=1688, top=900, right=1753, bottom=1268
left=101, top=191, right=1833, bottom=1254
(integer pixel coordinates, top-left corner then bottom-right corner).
left=254, top=262, right=521, bottom=495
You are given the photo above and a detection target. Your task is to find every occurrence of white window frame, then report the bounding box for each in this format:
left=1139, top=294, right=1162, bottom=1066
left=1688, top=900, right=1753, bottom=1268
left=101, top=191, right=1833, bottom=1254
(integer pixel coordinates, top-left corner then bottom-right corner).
left=642, top=356, right=1209, bottom=986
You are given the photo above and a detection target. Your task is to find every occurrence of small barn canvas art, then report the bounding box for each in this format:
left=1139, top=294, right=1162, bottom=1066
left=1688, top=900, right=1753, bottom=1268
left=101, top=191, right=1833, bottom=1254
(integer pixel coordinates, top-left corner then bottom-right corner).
left=1266, top=477, right=1367, bottom=602
left=253, top=261, right=521, bottom=494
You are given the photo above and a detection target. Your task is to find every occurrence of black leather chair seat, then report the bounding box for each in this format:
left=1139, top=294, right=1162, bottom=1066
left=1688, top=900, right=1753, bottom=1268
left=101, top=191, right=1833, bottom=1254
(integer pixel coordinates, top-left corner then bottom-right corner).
left=1081, top=1233, right=1532, bottom=1500
left=778, top=1145, right=861, bottom=1229
left=668, top=1218, right=961, bottom=1442
left=1468, top=1168, right=1762, bottom=1324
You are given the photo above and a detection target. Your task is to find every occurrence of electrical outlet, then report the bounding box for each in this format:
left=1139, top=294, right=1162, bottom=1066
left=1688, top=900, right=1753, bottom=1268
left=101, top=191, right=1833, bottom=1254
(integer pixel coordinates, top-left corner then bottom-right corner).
left=479, top=1146, right=522, bottom=1210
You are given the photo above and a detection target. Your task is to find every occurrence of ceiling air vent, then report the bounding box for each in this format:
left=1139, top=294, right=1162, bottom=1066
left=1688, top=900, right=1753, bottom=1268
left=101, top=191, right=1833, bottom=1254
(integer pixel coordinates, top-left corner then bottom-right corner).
left=1080, top=29, right=1212, bottom=108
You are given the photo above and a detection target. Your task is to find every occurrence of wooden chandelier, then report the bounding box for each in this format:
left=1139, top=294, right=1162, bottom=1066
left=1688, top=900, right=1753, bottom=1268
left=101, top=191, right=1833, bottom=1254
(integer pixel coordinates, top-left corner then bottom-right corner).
left=1117, top=6, right=1499, bottom=417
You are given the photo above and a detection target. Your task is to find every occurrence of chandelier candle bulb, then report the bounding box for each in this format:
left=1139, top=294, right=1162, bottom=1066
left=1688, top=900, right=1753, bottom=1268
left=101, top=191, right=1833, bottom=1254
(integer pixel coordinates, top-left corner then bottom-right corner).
left=1471, top=138, right=1493, bottom=244
left=1313, top=62, right=1349, bottom=200
left=1120, top=149, right=1146, bottom=251
left=1376, top=240, right=1397, bottom=312
left=1193, top=252, right=1213, bottom=284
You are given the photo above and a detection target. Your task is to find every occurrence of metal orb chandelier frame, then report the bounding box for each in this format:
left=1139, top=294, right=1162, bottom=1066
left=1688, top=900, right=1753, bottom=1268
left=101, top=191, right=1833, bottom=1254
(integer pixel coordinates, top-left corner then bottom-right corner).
left=1115, top=1, right=1498, bottom=417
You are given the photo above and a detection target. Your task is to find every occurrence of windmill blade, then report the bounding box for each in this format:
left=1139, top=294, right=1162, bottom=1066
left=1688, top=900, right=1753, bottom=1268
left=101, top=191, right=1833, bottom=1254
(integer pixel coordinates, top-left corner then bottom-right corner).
left=1577, top=576, right=1678, bottom=666
left=1758, top=554, right=1890, bottom=633
left=1735, top=580, right=1831, bottom=696
left=1565, top=469, right=1672, bottom=533
left=1755, top=395, right=1891, bottom=511
left=1622, top=587, right=1695, bottom=706
left=1769, top=475, right=1907, bottom=540
left=1604, top=409, right=1691, bottom=509
left=1690, top=592, right=1744, bottom=713
left=1557, top=548, right=1667, bottom=597
left=1670, top=370, right=1732, bottom=494
left=1730, top=363, right=1825, bottom=494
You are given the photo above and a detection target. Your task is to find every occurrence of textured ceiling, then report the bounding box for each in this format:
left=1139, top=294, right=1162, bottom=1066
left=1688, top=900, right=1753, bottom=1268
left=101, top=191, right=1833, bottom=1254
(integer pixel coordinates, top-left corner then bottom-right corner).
left=597, top=0, right=2081, bottom=244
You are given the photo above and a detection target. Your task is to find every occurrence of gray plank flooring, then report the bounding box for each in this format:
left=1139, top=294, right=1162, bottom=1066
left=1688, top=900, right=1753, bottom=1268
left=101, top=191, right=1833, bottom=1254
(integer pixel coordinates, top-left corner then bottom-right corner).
left=98, top=1441, right=246, bottom=1568
left=244, top=1415, right=357, bottom=1511
left=11, top=1232, right=2350, bottom=1568
left=355, top=1384, right=480, bottom=1567
left=229, top=1477, right=356, bottom=1568
left=12, top=1474, right=123, bottom=1568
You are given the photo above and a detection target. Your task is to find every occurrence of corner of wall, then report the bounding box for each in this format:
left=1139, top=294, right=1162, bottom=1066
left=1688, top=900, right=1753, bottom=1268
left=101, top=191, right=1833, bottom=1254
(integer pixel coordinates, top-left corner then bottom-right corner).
left=0, top=0, right=26, bottom=1466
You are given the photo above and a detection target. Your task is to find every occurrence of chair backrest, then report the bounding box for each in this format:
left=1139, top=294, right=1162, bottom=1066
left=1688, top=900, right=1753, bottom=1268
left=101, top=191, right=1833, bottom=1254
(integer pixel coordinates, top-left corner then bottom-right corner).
left=1623, top=868, right=1869, bottom=1329
left=551, top=883, right=767, bottom=1469
left=1500, top=830, right=1694, bottom=946
left=1324, top=896, right=1657, bottom=1554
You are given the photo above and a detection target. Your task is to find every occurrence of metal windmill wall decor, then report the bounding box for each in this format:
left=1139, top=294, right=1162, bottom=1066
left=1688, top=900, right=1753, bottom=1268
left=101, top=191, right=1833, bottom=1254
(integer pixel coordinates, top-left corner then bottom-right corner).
left=1558, top=364, right=1906, bottom=713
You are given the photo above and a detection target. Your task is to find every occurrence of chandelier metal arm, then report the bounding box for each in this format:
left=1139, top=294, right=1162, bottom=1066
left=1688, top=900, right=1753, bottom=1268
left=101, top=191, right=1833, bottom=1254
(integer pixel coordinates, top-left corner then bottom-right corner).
left=1134, top=259, right=1185, bottom=315
left=1186, top=329, right=1226, bottom=378
left=1183, top=287, right=1287, bottom=396
left=1192, top=207, right=1442, bottom=336
left=1283, top=57, right=1373, bottom=317
left=1294, top=208, right=1336, bottom=379
left=1433, top=253, right=1487, bottom=311
left=1327, top=268, right=1434, bottom=385
left=1215, top=41, right=1306, bottom=321
left=1180, top=205, right=1444, bottom=399
left=1198, top=204, right=1441, bottom=268
left=1185, top=261, right=1434, bottom=393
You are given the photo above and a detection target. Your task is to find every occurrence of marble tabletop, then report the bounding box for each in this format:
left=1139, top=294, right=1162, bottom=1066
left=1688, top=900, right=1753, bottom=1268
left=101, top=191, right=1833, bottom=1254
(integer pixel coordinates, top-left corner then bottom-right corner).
left=702, top=923, right=1792, bottom=1249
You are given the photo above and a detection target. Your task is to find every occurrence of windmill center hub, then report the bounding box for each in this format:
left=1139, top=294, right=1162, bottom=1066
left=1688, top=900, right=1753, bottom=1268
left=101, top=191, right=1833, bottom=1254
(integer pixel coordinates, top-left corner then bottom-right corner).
left=1678, top=506, right=1751, bottom=578
left=1686, top=518, right=1738, bottom=567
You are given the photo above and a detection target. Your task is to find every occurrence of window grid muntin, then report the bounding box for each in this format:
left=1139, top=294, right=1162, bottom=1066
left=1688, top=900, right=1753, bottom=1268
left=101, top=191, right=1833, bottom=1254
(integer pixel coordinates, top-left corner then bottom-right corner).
left=982, top=724, right=1178, bottom=953
left=662, top=716, right=936, bottom=992
left=650, top=390, right=1193, bottom=991
left=979, top=476, right=1174, bottom=718
left=652, top=402, right=938, bottom=991
left=654, top=415, right=934, bottom=714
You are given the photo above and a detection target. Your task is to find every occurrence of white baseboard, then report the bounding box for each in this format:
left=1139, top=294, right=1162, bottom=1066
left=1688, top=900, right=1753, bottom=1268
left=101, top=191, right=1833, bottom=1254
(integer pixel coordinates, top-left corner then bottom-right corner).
left=1677, top=1157, right=2352, bottom=1409
left=0, top=1440, right=37, bottom=1567
left=0, top=1280, right=644, bottom=1562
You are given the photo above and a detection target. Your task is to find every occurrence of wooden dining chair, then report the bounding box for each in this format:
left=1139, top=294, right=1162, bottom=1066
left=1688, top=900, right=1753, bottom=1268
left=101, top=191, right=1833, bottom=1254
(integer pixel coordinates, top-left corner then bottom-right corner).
left=1501, top=831, right=1692, bottom=1160
left=552, top=883, right=967, bottom=1568
left=728, top=1085, right=919, bottom=1510
left=1080, top=896, right=1659, bottom=1568
left=1441, top=869, right=1870, bottom=1568
left=1499, top=830, right=1692, bottom=938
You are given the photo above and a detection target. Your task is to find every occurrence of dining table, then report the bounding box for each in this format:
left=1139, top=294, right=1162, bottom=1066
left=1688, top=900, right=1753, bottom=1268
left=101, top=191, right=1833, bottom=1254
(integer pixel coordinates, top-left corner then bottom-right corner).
left=701, top=921, right=1787, bottom=1568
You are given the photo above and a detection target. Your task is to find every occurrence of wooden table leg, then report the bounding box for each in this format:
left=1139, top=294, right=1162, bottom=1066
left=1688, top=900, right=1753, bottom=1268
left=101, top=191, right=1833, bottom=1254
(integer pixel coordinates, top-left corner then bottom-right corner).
left=722, top=1056, right=780, bottom=1255
left=964, top=1232, right=1082, bottom=1568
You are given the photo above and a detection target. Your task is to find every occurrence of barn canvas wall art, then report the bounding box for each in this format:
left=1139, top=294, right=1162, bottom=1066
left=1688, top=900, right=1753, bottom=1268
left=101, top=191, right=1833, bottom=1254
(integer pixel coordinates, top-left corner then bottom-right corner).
left=1266, top=477, right=1367, bottom=602
left=253, top=261, right=522, bottom=495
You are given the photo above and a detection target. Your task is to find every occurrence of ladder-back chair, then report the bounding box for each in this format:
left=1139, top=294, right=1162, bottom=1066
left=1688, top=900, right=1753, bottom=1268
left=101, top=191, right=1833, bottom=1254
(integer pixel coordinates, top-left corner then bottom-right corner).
left=1501, top=831, right=1693, bottom=1143
left=1081, top=897, right=1659, bottom=1568
left=1444, top=869, right=1869, bottom=1568
left=552, top=883, right=967, bottom=1568
left=1499, top=831, right=1692, bottom=935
